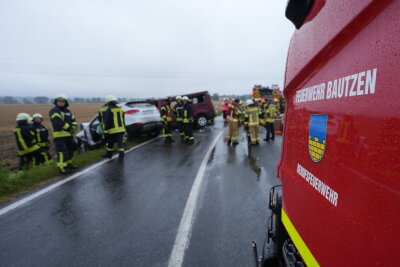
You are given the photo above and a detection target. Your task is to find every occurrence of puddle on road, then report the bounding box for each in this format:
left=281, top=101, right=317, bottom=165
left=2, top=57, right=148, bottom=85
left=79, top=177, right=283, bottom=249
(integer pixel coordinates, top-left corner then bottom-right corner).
left=247, top=147, right=262, bottom=181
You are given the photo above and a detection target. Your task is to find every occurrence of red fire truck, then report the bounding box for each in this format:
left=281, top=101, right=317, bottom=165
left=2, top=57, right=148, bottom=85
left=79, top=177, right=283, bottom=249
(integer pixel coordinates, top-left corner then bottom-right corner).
left=254, top=0, right=400, bottom=266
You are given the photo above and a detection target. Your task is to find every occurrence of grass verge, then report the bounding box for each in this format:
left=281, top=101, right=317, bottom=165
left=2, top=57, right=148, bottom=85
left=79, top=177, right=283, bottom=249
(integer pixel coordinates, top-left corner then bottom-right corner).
left=0, top=136, right=153, bottom=204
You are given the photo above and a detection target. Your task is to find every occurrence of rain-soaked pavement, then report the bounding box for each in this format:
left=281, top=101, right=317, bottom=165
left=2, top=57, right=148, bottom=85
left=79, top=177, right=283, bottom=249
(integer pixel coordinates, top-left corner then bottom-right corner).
left=0, top=117, right=282, bottom=267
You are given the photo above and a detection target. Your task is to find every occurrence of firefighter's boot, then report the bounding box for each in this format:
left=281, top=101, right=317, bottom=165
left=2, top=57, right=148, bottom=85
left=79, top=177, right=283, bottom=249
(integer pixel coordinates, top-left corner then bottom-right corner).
left=118, top=151, right=124, bottom=162
left=102, top=150, right=113, bottom=159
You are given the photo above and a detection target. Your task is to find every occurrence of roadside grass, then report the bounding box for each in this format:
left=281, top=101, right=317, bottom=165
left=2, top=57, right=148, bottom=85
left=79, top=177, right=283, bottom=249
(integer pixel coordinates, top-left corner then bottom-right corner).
left=0, top=136, right=152, bottom=204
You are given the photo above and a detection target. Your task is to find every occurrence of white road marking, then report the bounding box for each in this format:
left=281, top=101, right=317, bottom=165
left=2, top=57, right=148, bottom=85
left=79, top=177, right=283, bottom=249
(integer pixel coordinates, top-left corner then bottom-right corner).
left=0, top=137, right=161, bottom=217
left=168, top=129, right=226, bottom=267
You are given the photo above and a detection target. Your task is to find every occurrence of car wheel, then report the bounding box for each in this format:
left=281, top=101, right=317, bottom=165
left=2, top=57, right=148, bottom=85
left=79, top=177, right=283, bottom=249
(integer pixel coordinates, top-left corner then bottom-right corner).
left=197, top=115, right=208, bottom=128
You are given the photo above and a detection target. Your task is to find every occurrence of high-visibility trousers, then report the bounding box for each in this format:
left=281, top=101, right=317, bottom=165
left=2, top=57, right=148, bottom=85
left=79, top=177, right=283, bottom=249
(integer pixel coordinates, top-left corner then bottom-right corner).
left=227, top=120, right=239, bottom=142
left=249, top=125, right=260, bottom=144
left=184, top=122, right=194, bottom=141
left=265, top=122, right=275, bottom=141
left=54, top=137, right=75, bottom=172
left=162, top=122, right=172, bottom=140
left=177, top=121, right=185, bottom=138
left=106, top=132, right=125, bottom=152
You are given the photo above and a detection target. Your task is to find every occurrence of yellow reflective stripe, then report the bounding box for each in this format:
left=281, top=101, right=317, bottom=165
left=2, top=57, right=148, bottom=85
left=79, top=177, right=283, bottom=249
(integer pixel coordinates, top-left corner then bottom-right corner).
left=14, top=128, right=28, bottom=150
left=53, top=131, right=72, bottom=138
left=36, top=129, right=42, bottom=143
left=108, top=128, right=125, bottom=134
left=62, top=123, right=70, bottom=130
left=57, top=152, right=67, bottom=168
left=111, top=108, right=123, bottom=129
left=119, top=109, right=124, bottom=125
left=41, top=152, right=49, bottom=163
left=51, top=113, right=63, bottom=119
left=18, top=145, right=40, bottom=155
left=282, top=209, right=319, bottom=267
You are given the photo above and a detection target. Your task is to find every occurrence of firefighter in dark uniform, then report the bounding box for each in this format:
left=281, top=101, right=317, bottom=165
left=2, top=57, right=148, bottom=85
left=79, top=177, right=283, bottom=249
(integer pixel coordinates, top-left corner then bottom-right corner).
left=14, top=113, right=42, bottom=170
left=160, top=96, right=174, bottom=143
left=31, top=113, right=51, bottom=164
left=49, top=94, right=78, bottom=174
left=264, top=100, right=278, bottom=142
left=182, top=96, right=194, bottom=144
left=99, top=95, right=126, bottom=161
left=173, top=96, right=185, bottom=141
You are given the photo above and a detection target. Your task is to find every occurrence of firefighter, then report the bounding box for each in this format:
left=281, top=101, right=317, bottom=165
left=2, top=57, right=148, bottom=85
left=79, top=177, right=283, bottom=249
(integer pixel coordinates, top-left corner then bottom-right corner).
left=173, top=96, right=185, bottom=141
left=259, top=99, right=267, bottom=127
left=49, top=94, right=78, bottom=174
left=31, top=113, right=51, bottom=164
left=14, top=113, right=42, bottom=170
left=227, top=99, right=242, bottom=146
left=182, top=96, right=194, bottom=144
left=160, top=96, right=174, bottom=143
left=245, top=99, right=260, bottom=145
left=99, top=95, right=126, bottom=161
left=221, top=98, right=230, bottom=122
left=264, top=100, right=278, bottom=142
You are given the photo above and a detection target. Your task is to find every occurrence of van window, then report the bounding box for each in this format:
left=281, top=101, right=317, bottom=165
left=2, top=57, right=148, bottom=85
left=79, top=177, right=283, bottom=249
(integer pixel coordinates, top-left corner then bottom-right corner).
left=190, top=95, right=204, bottom=104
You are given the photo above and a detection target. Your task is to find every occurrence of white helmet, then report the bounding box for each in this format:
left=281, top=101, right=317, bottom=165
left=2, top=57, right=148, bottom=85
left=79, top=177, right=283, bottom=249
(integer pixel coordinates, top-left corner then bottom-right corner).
left=273, top=98, right=278, bottom=102
left=16, top=113, right=30, bottom=121
left=246, top=99, right=254, bottom=106
left=105, top=94, right=118, bottom=103
left=27, top=117, right=33, bottom=124
left=176, top=96, right=182, bottom=100
left=32, top=113, right=43, bottom=119
left=55, top=93, right=68, bottom=101
left=182, top=96, right=189, bottom=101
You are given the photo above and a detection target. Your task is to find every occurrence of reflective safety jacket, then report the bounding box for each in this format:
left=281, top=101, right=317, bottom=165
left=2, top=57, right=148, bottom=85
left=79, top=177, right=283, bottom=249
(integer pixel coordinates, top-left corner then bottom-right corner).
left=228, top=104, right=242, bottom=121
left=265, top=105, right=278, bottom=123
left=99, top=103, right=126, bottom=134
left=245, top=107, right=260, bottom=126
left=221, top=102, right=229, bottom=111
left=14, top=122, right=41, bottom=156
left=32, top=123, right=50, bottom=149
left=259, top=103, right=267, bottom=118
left=182, top=103, right=193, bottom=123
left=173, top=103, right=184, bottom=122
left=160, top=103, right=173, bottom=122
left=49, top=106, right=78, bottom=138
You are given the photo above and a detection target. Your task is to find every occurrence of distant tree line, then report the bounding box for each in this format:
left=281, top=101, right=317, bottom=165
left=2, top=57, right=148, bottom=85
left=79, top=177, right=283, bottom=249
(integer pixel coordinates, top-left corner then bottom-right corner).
left=0, top=96, right=136, bottom=104
left=211, top=93, right=252, bottom=101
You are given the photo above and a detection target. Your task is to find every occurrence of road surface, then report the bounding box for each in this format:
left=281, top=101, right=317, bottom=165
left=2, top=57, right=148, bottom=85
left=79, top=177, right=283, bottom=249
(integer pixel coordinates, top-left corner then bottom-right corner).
left=0, top=117, right=282, bottom=267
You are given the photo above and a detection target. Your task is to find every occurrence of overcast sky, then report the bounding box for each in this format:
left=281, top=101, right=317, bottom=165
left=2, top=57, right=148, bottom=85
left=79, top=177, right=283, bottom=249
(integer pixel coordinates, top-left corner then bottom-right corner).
left=0, top=0, right=294, bottom=99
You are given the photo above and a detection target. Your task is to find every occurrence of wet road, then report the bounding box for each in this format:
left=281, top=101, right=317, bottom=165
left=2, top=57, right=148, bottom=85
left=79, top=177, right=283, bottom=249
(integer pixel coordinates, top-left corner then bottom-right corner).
left=0, top=117, right=282, bottom=267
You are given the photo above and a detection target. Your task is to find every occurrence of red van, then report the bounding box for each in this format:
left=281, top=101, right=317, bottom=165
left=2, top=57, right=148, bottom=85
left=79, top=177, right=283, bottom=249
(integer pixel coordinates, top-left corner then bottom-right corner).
left=256, top=0, right=400, bottom=266
left=147, top=91, right=216, bottom=128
